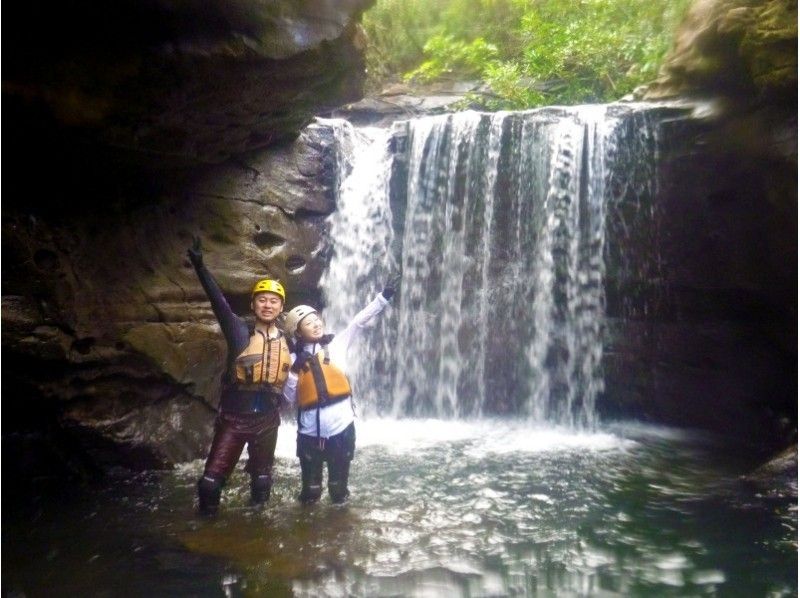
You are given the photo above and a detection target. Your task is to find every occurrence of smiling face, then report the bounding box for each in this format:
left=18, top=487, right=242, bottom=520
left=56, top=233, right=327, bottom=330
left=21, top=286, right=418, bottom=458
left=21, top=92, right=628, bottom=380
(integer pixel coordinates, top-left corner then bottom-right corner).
left=251, top=292, right=283, bottom=324
left=297, top=312, right=325, bottom=342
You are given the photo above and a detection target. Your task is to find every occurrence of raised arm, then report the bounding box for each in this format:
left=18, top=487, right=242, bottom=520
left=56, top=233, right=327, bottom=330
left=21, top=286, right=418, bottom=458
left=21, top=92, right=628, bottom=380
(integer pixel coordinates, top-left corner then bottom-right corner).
left=335, top=274, right=400, bottom=352
left=187, top=237, right=245, bottom=348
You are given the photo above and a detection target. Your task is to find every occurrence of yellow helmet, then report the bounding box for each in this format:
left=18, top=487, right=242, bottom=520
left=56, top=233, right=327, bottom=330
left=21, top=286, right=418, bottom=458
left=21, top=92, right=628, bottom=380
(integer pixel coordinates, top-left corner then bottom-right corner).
left=251, top=278, right=285, bottom=302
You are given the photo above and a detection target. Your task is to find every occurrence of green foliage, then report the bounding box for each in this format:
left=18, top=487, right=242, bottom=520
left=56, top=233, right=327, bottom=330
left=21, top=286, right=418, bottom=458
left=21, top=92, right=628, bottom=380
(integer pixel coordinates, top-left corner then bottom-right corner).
left=361, top=0, right=445, bottom=91
left=362, top=0, right=692, bottom=108
left=409, top=36, right=500, bottom=82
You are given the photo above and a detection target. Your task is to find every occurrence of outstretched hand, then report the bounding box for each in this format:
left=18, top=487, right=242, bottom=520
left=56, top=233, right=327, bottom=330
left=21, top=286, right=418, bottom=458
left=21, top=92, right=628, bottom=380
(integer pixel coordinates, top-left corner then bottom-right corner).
left=381, top=273, right=402, bottom=300
left=187, top=236, right=203, bottom=267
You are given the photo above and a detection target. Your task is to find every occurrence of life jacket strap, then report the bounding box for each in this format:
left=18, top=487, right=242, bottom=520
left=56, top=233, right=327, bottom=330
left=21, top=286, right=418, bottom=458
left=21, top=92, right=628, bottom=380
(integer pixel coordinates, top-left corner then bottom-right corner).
left=307, top=351, right=330, bottom=403
left=297, top=393, right=350, bottom=413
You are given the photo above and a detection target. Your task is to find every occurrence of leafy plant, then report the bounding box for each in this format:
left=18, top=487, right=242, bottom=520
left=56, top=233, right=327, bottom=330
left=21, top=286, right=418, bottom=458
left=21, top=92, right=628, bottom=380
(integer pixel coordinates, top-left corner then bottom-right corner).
left=362, top=0, right=692, bottom=108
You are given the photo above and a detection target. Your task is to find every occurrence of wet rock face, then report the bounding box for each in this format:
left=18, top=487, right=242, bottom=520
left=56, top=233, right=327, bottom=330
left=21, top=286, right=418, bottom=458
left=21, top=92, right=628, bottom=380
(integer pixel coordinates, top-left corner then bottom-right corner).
left=3, top=120, right=342, bottom=473
left=646, top=0, right=797, bottom=104
left=601, top=109, right=796, bottom=445
left=4, top=0, right=372, bottom=166
left=612, top=0, right=798, bottom=446
left=2, top=0, right=369, bottom=476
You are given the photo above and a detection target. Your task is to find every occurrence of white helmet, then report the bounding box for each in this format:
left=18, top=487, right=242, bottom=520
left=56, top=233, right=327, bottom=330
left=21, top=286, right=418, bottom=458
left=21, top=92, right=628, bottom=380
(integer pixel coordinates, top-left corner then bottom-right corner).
left=283, top=305, right=318, bottom=338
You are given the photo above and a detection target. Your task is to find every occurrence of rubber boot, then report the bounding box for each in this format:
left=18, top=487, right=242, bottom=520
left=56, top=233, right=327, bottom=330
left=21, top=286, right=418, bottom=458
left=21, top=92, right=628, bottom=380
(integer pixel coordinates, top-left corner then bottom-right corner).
left=299, top=482, right=323, bottom=504
left=250, top=474, right=272, bottom=505
left=197, top=475, right=223, bottom=517
left=298, top=452, right=323, bottom=504
left=328, top=461, right=351, bottom=505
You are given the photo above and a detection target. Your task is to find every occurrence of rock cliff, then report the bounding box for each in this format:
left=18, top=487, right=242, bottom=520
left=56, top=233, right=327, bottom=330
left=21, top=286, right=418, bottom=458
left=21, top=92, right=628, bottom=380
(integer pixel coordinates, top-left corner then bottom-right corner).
left=3, top=1, right=372, bottom=481
left=646, top=0, right=796, bottom=105
left=2, top=0, right=795, bottom=485
left=606, top=0, right=797, bottom=447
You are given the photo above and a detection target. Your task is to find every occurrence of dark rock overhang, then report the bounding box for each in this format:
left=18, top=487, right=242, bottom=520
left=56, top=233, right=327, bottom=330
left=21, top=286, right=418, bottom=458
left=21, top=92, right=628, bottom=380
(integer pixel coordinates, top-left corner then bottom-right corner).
left=3, top=0, right=374, bottom=171
left=1, top=1, right=375, bottom=476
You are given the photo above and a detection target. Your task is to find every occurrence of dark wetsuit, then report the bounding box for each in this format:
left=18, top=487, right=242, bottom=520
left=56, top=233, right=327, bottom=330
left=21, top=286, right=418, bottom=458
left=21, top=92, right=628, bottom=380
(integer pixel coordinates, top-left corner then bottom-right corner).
left=192, top=262, right=288, bottom=508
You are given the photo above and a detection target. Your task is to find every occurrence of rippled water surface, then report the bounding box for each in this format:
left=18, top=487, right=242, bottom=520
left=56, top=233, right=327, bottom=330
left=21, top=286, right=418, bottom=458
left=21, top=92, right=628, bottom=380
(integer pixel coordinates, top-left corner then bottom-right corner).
left=5, top=419, right=796, bottom=597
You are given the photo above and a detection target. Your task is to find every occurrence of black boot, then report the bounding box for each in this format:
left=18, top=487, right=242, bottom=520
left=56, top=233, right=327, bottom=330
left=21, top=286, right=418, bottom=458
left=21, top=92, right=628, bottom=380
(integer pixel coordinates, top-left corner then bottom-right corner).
left=197, top=475, right=223, bottom=516
left=328, top=460, right=351, bottom=505
left=298, top=448, right=323, bottom=504
left=250, top=474, right=272, bottom=505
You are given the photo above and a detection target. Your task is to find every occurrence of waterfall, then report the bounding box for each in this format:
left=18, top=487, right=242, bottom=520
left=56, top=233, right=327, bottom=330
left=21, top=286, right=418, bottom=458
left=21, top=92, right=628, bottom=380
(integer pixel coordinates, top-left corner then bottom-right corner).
left=319, top=121, right=394, bottom=331
left=320, top=105, right=661, bottom=428
left=318, top=120, right=397, bottom=412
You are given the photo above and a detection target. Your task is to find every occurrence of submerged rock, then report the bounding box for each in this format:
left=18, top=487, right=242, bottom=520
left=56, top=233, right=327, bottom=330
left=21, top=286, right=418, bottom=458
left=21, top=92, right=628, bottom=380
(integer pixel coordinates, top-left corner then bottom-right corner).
left=744, top=445, right=798, bottom=499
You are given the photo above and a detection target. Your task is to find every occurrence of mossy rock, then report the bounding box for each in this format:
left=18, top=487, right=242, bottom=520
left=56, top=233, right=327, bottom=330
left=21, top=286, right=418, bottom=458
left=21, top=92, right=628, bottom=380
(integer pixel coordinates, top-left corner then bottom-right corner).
left=646, top=0, right=797, bottom=102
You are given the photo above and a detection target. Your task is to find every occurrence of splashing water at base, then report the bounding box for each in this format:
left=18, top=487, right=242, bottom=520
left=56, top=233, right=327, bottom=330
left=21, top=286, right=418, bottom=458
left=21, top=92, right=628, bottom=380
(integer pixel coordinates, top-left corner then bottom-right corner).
left=274, top=417, right=631, bottom=458
left=5, top=420, right=795, bottom=597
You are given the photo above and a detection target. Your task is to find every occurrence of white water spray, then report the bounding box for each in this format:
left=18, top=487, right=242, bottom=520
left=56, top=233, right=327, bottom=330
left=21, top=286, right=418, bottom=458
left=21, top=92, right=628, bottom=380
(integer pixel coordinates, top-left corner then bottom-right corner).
left=317, top=120, right=396, bottom=412
left=319, top=105, right=660, bottom=428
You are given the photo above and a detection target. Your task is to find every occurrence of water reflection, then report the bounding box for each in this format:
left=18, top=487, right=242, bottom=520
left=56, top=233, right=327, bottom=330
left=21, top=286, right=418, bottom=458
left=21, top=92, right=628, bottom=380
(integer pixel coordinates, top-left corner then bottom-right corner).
left=4, top=419, right=796, bottom=597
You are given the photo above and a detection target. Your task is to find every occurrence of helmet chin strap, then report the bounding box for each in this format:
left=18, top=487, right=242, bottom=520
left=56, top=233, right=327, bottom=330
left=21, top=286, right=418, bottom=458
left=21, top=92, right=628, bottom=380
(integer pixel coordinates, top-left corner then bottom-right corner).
left=254, top=317, right=278, bottom=334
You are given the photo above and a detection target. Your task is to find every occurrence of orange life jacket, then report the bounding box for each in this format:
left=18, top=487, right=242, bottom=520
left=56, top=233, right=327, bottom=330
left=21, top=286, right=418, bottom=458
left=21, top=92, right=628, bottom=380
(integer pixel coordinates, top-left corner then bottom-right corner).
left=296, top=346, right=352, bottom=412
left=232, top=329, right=290, bottom=391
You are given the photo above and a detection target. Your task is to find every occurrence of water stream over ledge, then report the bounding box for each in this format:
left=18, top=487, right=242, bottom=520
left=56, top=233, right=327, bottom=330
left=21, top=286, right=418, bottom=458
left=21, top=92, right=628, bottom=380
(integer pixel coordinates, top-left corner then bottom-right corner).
left=319, top=105, right=666, bottom=426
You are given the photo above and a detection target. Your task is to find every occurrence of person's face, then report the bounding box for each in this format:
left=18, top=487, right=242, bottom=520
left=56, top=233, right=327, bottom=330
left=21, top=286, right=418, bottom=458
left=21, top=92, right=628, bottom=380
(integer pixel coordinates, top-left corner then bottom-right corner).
left=251, top=292, right=283, bottom=324
left=297, top=312, right=324, bottom=342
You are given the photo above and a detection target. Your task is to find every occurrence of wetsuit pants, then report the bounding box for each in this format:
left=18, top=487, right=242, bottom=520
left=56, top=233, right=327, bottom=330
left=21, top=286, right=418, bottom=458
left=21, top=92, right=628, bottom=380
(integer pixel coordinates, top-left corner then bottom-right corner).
left=203, top=411, right=279, bottom=483
left=297, top=423, right=355, bottom=504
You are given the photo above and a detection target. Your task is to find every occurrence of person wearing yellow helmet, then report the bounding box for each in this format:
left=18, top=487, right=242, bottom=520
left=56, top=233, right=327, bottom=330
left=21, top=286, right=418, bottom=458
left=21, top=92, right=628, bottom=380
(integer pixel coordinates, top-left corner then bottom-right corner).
left=187, top=236, right=291, bottom=516
left=283, top=273, right=400, bottom=504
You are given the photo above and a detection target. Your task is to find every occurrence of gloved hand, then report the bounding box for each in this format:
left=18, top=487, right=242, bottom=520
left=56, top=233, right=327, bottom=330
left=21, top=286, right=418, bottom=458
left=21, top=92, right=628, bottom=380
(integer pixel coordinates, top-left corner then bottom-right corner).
left=187, top=236, right=203, bottom=267
left=381, top=273, right=402, bottom=300
left=291, top=350, right=314, bottom=373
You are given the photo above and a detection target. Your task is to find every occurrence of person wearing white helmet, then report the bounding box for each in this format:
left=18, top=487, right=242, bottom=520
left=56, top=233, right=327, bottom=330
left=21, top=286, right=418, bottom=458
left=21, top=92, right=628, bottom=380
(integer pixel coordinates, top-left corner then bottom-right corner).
left=283, top=274, right=400, bottom=504
left=187, top=236, right=292, bottom=516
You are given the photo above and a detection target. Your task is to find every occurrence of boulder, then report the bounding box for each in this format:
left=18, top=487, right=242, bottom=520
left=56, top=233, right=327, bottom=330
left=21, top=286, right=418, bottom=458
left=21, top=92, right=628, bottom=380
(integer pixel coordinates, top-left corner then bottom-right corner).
left=744, top=445, right=798, bottom=498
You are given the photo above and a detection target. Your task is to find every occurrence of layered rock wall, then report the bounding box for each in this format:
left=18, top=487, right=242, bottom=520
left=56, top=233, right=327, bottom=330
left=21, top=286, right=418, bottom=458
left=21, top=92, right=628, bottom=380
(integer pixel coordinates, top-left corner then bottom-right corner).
left=2, top=1, right=371, bottom=479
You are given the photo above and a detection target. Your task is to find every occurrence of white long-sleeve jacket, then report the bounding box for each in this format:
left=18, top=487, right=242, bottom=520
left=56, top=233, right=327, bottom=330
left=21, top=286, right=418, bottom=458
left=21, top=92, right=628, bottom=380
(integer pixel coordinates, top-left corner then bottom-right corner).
left=283, top=292, right=389, bottom=438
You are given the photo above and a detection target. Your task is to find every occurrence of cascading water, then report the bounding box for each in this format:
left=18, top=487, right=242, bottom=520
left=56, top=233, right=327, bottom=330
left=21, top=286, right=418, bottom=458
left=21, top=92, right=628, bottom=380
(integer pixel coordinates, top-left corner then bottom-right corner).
left=323, top=105, right=658, bottom=428
left=317, top=120, right=398, bottom=411
left=318, top=120, right=393, bottom=329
